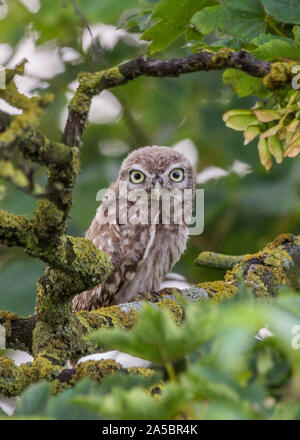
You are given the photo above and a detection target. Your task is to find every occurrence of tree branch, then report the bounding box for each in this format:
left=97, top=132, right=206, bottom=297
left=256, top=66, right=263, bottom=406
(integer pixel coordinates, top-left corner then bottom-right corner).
left=0, top=355, right=152, bottom=397
left=0, top=210, right=112, bottom=287
left=62, top=49, right=293, bottom=152
left=1, top=233, right=299, bottom=368
left=194, top=251, right=244, bottom=270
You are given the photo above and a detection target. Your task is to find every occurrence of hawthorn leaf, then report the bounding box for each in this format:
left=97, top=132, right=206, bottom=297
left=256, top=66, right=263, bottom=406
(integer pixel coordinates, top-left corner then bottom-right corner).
left=262, top=0, right=300, bottom=25
left=141, top=0, right=211, bottom=54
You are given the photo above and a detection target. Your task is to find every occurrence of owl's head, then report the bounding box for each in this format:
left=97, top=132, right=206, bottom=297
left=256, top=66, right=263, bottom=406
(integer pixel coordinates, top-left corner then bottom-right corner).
left=119, top=146, right=194, bottom=193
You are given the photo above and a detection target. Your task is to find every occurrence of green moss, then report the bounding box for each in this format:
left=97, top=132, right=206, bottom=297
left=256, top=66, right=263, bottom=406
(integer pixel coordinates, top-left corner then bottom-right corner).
left=69, top=67, right=125, bottom=115
left=20, top=131, right=74, bottom=167
left=80, top=304, right=138, bottom=330
left=157, top=298, right=184, bottom=325
left=71, top=359, right=122, bottom=383
left=0, top=160, right=29, bottom=188
left=128, top=367, right=155, bottom=377
left=32, top=311, right=97, bottom=365
left=0, top=208, right=112, bottom=287
left=198, top=234, right=296, bottom=302
left=102, top=66, right=125, bottom=82
left=196, top=280, right=236, bottom=302
left=0, top=356, right=60, bottom=397
left=263, top=62, right=294, bottom=89
left=0, top=209, right=34, bottom=249
left=33, top=199, right=64, bottom=239
left=0, top=311, right=19, bottom=342
left=195, top=251, right=243, bottom=270
left=210, top=48, right=234, bottom=68
left=0, top=64, right=53, bottom=149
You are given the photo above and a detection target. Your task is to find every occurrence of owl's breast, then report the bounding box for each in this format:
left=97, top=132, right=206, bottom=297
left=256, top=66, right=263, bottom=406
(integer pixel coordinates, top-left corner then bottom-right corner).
left=112, top=223, right=188, bottom=304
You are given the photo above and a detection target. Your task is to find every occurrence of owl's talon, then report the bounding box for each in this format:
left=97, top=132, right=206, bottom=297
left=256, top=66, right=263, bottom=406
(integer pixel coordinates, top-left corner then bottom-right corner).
left=129, top=290, right=165, bottom=303
left=150, top=290, right=164, bottom=302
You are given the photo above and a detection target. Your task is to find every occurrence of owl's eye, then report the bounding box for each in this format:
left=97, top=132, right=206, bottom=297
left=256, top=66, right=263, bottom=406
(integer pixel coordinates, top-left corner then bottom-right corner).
left=169, top=168, right=184, bottom=182
left=130, top=170, right=145, bottom=184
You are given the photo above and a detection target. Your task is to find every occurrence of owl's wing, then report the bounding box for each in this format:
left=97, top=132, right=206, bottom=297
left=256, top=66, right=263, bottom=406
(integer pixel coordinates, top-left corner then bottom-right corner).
left=72, top=201, right=151, bottom=311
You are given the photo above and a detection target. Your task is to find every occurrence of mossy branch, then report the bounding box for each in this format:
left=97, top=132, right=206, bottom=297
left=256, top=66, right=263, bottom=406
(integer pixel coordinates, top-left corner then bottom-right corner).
left=194, top=251, right=244, bottom=270
left=0, top=61, right=53, bottom=150
left=0, top=209, right=112, bottom=286
left=0, top=356, right=153, bottom=397
left=0, top=159, right=43, bottom=197
left=1, top=232, right=299, bottom=373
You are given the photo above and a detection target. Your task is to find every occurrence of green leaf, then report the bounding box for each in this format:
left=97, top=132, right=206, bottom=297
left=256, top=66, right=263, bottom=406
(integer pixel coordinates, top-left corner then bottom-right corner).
left=183, top=363, right=242, bottom=403
left=251, top=38, right=300, bottom=61
left=73, top=382, right=186, bottom=420
left=93, top=372, right=161, bottom=396
left=120, top=11, right=152, bottom=32
left=223, top=68, right=269, bottom=98
left=14, top=382, right=51, bottom=417
left=191, top=5, right=223, bottom=35
left=211, top=326, right=256, bottom=374
left=47, top=379, right=104, bottom=420
left=89, top=302, right=215, bottom=365
left=251, top=33, right=296, bottom=47
left=191, top=0, right=266, bottom=43
left=204, top=400, right=256, bottom=420
left=274, top=402, right=300, bottom=420
left=209, top=37, right=244, bottom=50
left=293, top=26, right=300, bottom=46
left=141, top=0, right=211, bottom=54
left=262, top=0, right=300, bottom=25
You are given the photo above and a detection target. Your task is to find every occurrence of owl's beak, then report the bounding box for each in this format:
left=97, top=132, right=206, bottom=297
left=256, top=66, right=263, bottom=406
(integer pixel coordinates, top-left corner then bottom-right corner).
left=153, top=181, right=162, bottom=200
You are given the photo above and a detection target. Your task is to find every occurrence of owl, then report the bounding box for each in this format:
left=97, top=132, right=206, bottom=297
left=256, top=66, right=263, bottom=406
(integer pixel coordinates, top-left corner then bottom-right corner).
left=72, top=146, right=194, bottom=311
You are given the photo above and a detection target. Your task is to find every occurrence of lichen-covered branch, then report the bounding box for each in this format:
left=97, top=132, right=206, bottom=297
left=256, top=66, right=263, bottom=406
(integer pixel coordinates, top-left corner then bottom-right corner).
left=193, top=233, right=300, bottom=301
left=0, top=63, right=113, bottom=366
left=1, top=233, right=299, bottom=374
left=0, top=355, right=153, bottom=397
left=0, top=61, right=53, bottom=150
left=0, top=159, right=43, bottom=197
left=194, top=251, right=244, bottom=270
left=0, top=209, right=112, bottom=286
left=62, top=49, right=293, bottom=153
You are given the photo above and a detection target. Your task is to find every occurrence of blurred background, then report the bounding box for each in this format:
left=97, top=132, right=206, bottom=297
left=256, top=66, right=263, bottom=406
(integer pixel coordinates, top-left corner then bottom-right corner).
left=0, top=0, right=300, bottom=316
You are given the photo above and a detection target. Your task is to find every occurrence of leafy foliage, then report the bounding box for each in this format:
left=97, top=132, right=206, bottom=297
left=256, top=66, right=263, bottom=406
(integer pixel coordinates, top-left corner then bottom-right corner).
left=141, top=0, right=211, bottom=54
left=262, top=0, right=300, bottom=25
left=191, top=0, right=266, bottom=44
left=223, top=91, right=300, bottom=169
left=89, top=302, right=215, bottom=365
left=222, top=69, right=269, bottom=99
left=6, top=288, right=300, bottom=420
left=128, top=0, right=300, bottom=170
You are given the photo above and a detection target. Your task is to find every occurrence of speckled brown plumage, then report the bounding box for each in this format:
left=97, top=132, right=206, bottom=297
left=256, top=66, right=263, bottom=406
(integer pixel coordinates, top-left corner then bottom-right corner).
left=72, top=146, right=194, bottom=311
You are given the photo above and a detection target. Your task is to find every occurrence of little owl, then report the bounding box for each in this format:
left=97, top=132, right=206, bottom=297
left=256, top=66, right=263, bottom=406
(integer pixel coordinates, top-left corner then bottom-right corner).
left=72, top=146, right=194, bottom=311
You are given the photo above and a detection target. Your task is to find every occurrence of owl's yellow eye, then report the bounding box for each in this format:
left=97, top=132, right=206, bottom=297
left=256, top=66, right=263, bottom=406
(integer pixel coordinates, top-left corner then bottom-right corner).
left=130, top=170, right=145, bottom=184
left=169, top=168, right=184, bottom=182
